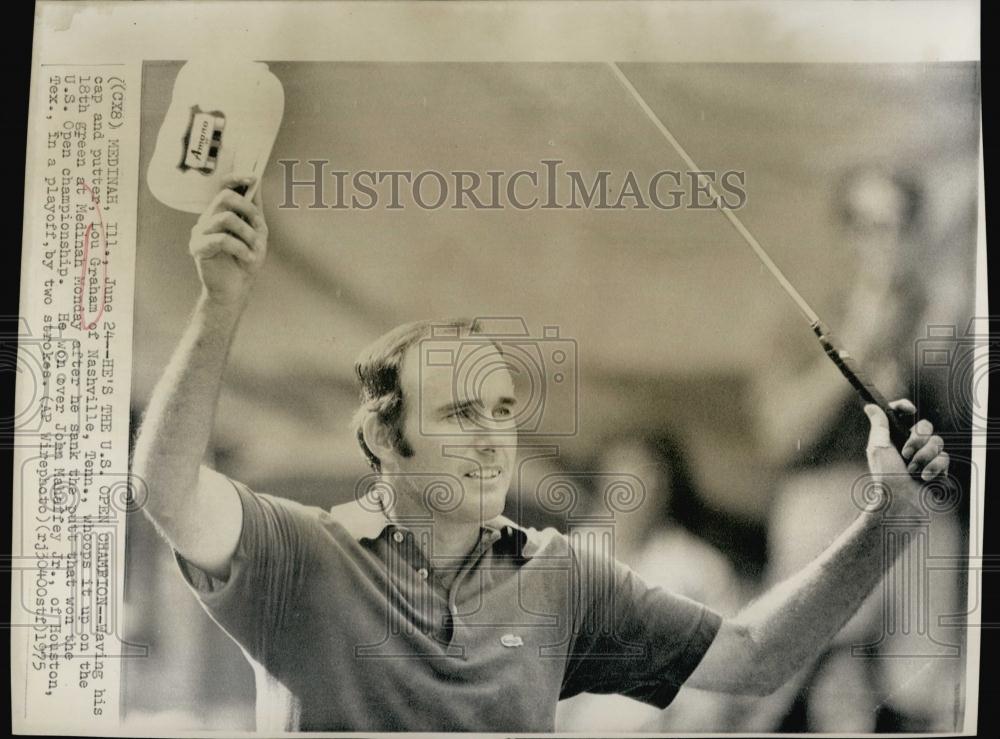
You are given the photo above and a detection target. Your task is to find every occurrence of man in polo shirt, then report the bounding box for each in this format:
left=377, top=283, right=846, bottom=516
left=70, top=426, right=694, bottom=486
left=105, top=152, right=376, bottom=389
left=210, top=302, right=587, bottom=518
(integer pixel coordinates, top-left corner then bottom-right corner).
left=133, top=175, right=953, bottom=732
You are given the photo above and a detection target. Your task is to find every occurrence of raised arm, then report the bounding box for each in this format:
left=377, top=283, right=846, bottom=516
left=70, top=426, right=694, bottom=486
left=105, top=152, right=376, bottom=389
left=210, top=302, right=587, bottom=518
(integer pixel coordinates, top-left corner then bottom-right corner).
left=132, top=173, right=269, bottom=579
left=685, top=400, right=950, bottom=695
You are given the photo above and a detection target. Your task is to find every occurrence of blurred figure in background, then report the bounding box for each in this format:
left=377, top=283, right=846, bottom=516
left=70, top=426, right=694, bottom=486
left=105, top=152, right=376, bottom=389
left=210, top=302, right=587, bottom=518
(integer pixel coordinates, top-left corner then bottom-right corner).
left=755, top=168, right=926, bottom=468
left=502, top=451, right=584, bottom=533
left=748, top=167, right=968, bottom=732
left=555, top=432, right=748, bottom=733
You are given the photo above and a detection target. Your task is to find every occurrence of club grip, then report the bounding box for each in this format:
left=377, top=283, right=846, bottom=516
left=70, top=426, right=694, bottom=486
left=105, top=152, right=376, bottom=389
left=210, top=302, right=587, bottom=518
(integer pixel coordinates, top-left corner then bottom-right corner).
left=811, top=321, right=915, bottom=454
left=885, top=405, right=915, bottom=451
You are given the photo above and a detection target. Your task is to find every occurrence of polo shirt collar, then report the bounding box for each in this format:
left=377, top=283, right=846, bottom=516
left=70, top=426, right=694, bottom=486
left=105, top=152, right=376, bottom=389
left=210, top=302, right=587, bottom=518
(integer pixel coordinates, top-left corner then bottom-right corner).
left=328, top=499, right=533, bottom=561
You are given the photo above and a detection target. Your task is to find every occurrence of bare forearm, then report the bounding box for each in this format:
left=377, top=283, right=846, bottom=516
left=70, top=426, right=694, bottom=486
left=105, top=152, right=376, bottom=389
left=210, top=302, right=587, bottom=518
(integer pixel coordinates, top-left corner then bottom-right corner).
left=131, top=175, right=267, bottom=573
left=133, top=293, right=245, bottom=524
left=690, top=366, right=949, bottom=697
left=736, top=508, right=913, bottom=691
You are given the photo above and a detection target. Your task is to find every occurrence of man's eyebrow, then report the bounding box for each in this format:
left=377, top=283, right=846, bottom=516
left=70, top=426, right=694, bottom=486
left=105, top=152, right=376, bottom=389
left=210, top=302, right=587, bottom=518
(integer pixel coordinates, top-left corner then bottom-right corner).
left=437, top=396, right=517, bottom=415
left=437, top=399, right=476, bottom=416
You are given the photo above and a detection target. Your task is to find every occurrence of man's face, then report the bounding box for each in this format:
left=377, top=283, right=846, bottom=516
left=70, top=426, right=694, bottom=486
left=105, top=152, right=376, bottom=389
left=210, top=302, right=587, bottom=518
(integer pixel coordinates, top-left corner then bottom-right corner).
left=383, top=341, right=518, bottom=524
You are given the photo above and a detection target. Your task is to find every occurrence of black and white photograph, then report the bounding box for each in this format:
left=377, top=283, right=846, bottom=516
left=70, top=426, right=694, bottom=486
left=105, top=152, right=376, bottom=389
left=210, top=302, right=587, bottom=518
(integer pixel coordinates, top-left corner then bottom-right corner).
left=124, top=59, right=981, bottom=733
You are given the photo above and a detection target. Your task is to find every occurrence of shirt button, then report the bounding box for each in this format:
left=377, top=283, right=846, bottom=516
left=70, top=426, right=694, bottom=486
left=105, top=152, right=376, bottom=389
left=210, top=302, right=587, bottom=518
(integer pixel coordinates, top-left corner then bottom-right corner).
left=417, top=568, right=429, bottom=580
left=392, top=531, right=405, bottom=544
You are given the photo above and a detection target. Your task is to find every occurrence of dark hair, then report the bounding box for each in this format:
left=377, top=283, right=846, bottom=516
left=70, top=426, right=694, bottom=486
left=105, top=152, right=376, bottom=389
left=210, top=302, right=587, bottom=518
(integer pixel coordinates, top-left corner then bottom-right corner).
left=351, top=318, right=484, bottom=472
left=642, top=433, right=699, bottom=528
left=597, top=431, right=700, bottom=531
left=834, top=167, right=923, bottom=237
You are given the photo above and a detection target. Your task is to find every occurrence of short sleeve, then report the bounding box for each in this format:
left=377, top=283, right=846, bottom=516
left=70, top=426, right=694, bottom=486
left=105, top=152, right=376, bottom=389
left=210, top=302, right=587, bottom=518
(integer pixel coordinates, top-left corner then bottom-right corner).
left=173, top=478, right=323, bottom=663
left=559, top=540, right=722, bottom=708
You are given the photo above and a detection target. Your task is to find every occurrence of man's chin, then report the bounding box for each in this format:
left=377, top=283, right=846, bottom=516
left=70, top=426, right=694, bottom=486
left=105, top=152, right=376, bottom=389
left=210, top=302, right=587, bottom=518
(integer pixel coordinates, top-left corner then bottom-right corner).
left=484, top=493, right=508, bottom=521
left=485, top=486, right=511, bottom=521
left=451, top=480, right=509, bottom=522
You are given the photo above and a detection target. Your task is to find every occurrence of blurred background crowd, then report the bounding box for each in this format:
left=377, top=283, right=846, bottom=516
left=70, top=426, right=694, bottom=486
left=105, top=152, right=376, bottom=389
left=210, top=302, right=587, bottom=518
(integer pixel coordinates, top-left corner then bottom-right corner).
left=122, top=61, right=981, bottom=732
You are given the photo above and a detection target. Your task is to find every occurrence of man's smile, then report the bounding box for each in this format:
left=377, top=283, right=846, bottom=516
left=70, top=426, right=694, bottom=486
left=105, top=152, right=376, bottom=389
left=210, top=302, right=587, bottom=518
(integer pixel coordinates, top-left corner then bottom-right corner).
left=465, top=466, right=504, bottom=481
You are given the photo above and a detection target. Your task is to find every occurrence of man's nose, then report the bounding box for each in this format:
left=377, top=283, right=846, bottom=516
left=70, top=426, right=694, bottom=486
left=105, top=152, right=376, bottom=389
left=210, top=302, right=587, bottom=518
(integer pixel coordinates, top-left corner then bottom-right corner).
left=468, top=426, right=500, bottom=449
left=468, top=426, right=506, bottom=455
left=467, top=409, right=515, bottom=435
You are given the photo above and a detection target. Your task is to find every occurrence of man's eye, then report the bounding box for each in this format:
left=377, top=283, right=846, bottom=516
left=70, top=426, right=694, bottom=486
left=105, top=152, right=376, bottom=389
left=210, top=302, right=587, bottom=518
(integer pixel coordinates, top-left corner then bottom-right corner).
left=444, top=404, right=512, bottom=423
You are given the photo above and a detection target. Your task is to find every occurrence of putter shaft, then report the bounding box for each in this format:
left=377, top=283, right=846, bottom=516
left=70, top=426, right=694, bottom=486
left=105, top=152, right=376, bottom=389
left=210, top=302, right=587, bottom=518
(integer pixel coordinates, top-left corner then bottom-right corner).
left=608, top=62, right=913, bottom=449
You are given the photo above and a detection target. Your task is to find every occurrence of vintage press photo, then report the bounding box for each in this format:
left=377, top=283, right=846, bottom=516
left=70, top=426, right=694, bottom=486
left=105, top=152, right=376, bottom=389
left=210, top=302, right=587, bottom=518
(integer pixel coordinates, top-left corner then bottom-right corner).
left=12, top=1, right=986, bottom=735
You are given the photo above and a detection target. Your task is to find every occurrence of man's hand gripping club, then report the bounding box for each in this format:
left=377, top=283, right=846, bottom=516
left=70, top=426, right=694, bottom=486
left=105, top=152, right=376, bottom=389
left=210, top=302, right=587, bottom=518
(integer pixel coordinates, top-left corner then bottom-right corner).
left=685, top=399, right=950, bottom=696
left=864, top=398, right=951, bottom=512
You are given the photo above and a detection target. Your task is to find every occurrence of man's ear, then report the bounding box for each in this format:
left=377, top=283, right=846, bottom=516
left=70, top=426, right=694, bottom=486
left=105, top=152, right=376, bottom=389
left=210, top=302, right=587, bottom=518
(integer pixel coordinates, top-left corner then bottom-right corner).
left=362, top=413, right=394, bottom=468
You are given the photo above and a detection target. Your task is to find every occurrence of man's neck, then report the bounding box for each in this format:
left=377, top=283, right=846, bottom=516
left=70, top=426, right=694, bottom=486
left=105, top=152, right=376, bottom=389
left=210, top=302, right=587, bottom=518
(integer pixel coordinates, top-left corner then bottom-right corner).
left=429, top=517, right=486, bottom=589
left=427, top=515, right=484, bottom=562
left=384, top=503, right=485, bottom=565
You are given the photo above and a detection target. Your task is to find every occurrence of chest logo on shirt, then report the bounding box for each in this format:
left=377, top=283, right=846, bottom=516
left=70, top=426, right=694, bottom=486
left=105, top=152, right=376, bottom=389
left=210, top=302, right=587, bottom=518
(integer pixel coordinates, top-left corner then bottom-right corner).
left=500, top=633, right=524, bottom=648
